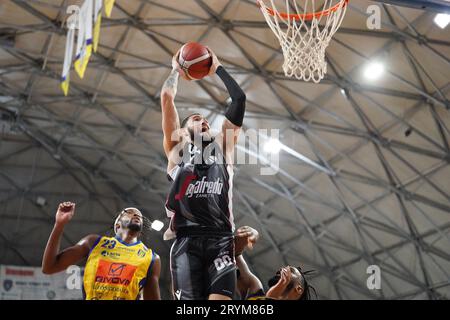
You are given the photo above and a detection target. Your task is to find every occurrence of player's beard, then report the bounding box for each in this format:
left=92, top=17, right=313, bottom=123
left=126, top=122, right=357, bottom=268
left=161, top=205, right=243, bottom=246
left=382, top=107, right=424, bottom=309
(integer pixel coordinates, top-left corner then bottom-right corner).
left=122, top=220, right=142, bottom=232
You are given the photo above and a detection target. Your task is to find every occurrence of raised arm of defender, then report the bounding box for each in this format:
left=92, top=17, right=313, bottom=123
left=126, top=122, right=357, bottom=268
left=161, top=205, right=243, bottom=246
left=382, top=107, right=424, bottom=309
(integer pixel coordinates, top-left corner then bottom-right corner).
left=42, top=202, right=99, bottom=274
left=234, top=226, right=264, bottom=299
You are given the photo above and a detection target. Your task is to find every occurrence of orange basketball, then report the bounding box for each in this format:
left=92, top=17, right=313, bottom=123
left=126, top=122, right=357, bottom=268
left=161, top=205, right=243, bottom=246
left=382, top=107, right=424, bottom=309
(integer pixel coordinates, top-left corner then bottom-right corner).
left=178, top=42, right=212, bottom=80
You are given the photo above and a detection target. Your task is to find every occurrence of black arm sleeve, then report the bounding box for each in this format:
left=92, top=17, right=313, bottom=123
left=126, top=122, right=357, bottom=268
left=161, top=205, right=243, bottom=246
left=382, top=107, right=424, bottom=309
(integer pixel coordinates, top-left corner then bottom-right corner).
left=216, top=66, right=246, bottom=127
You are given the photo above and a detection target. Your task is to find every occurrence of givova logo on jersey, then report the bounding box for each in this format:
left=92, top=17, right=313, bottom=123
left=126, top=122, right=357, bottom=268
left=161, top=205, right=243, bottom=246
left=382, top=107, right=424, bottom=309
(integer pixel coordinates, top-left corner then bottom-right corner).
left=185, top=176, right=223, bottom=198
left=95, top=260, right=137, bottom=287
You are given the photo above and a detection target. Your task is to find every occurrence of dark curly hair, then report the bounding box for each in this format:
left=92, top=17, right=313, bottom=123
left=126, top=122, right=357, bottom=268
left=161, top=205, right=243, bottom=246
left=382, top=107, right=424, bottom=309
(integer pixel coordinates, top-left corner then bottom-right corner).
left=296, top=266, right=318, bottom=300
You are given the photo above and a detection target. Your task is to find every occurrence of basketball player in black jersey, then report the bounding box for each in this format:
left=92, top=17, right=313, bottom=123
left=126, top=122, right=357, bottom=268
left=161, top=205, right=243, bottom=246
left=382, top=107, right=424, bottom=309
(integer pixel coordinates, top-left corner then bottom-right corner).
left=160, top=48, right=246, bottom=300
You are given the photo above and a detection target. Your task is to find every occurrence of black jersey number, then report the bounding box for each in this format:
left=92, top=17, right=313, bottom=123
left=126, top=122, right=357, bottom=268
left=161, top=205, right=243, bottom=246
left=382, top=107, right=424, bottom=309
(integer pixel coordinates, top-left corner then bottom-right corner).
left=214, top=255, right=233, bottom=271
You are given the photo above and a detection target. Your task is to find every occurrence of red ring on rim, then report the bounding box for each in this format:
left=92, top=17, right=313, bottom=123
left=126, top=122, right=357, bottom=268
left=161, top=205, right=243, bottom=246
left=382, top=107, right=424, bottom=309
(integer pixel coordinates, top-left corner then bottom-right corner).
left=257, top=0, right=349, bottom=21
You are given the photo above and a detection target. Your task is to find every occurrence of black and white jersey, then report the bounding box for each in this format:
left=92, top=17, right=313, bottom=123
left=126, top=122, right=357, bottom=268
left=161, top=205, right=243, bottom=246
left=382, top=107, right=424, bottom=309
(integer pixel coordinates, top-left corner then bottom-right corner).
left=164, top=141, right=235, bottom=239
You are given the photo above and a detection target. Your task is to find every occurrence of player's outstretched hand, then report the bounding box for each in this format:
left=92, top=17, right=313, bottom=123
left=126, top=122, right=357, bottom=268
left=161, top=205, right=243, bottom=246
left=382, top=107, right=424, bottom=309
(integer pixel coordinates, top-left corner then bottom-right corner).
left=172, top=48, right=190, bottom=81
left=206, top=47, right=222, bottom=76
left=266, top=267, right=292, bottom=299
left=55, top=202, right=75, bottom=226
left=235, top=226, right=260, bottom=256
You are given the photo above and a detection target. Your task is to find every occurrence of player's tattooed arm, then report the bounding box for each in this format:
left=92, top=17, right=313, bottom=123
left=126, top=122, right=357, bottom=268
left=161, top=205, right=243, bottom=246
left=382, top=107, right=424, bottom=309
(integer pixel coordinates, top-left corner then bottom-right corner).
left=162, top=47, right=189, bottom=97
left=161, top=52, right=183, bottom=170
left=162, top=68, right=179, bottom=97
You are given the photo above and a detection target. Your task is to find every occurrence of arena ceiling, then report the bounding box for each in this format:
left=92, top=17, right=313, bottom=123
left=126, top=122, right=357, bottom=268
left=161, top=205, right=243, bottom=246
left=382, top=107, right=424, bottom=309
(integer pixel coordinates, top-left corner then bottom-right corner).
left=0, top=0, right=449, bottom=299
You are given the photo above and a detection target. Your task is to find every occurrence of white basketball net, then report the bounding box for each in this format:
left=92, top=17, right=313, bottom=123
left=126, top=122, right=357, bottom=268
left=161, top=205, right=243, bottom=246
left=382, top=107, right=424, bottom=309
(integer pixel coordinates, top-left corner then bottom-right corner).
left=258, top=0, right=348, bottom=83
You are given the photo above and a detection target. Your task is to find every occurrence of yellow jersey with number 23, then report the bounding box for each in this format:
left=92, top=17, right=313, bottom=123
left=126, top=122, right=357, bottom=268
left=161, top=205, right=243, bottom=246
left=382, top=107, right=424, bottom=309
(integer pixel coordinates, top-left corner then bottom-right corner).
left=83, top=236, right=154, bottom=300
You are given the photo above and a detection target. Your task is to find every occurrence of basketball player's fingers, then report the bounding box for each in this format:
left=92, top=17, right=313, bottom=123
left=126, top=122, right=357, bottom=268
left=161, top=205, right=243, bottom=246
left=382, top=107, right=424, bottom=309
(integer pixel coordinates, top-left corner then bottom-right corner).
left=205, top=46, right=221, bottom=75
left=246, top=226, right=258, bottom=236
left=279, top=269, right=288, bottom=284
left=285, top=268, right=292, bottom=280
left=238, top=232, right=253, bottom=241
left=235, top=229, right=245, bottom=236
left=236, top=229, right=251, bottom=237
left=282, top=267, right=291, bottom=278
left=171, top=49, right=182, bottom=70
left=249, top=233, right=258, bottom=241
left=62, top=202, right=71, bottom=209
left=178, top=68, right=190, bottom=81
left=285, top=271, right=292, bottom=282
left=206, top=46, right=218, bottom=60
left=236, top=226, right=250, bottom=234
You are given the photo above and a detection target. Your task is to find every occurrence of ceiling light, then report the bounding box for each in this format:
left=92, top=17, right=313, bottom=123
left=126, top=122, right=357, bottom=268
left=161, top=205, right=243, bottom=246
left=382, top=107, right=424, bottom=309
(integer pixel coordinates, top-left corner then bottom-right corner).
left=0, top=96, right=13, bottom=103
left=36, top=196, right=47, bottom=207
left=264, top=138, right=282, bottom=154
left=364, top=61, right=384, bottom=80
left=434, top=13, right=450, bottom=29
left=151, top=220, right=164, bottom=231
left=340, top=88, right=349, bottom=99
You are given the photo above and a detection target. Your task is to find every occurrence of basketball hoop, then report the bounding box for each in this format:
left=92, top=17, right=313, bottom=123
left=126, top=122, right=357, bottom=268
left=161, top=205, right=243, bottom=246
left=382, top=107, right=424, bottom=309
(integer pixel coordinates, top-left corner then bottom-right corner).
left=257, top=0, right=349, bottom=83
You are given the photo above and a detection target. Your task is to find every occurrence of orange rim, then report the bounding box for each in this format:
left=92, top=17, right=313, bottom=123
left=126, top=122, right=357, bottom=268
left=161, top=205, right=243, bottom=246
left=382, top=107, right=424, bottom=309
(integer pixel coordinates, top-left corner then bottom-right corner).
left=257, top=0, right=348, bottom=21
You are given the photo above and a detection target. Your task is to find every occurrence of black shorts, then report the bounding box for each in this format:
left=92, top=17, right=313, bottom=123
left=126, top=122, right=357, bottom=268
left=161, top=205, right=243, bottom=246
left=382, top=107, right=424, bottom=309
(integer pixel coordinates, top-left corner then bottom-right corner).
left=170, top=234, right=236, bottom=300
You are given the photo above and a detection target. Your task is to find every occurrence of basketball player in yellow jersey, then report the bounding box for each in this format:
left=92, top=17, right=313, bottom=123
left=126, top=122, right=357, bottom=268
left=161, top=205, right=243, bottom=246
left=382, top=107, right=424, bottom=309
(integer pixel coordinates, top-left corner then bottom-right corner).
left=42, top=202, right=161, bottom=300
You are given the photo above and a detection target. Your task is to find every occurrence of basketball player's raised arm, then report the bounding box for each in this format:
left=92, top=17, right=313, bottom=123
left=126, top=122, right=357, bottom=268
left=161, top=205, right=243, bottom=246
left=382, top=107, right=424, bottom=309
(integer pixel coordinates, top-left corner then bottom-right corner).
left=236, top=255, right=264, bottom=299
left=161, top=52, right=184, bottom=172
left=143, top=254, right=161, bottom=300
left=235, top=226, right=263, bottom=298
left=42, top=202, right=99, bottom=274
left=208, top=49, right=246, bottom=158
